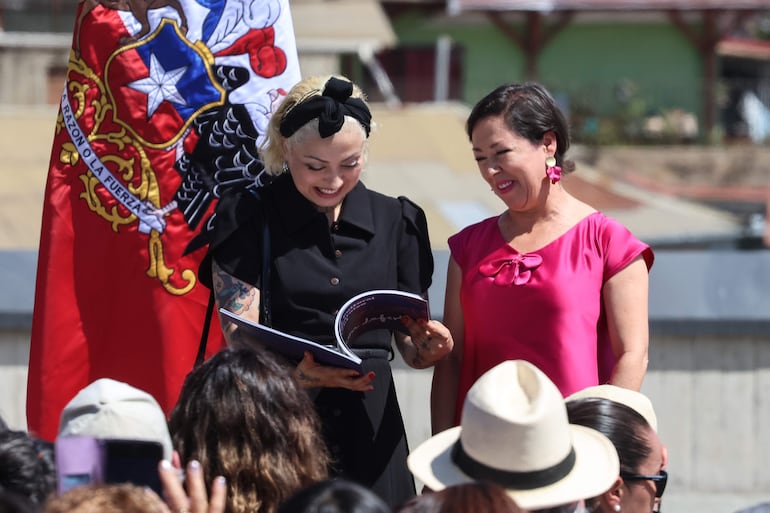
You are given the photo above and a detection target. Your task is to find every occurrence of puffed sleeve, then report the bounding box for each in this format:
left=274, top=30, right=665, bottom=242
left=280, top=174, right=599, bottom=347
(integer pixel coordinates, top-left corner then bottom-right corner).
left=197, top=190, right=265, bottom=289
left=397, top=196, right=434, bottom=294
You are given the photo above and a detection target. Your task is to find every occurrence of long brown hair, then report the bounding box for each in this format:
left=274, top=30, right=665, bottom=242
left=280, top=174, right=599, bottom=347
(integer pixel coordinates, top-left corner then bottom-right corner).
left=169, top=348, right=329, bottom=513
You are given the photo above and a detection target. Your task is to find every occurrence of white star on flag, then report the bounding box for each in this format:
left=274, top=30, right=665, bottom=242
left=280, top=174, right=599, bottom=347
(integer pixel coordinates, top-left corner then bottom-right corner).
left=128, top=53, right=188, bottom=117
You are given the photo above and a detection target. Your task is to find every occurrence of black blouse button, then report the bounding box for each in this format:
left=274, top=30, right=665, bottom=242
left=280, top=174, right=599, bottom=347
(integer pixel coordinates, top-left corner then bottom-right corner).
left=332, top=222, right=340, bottom=232
left=330, top=277, right=340, bottom=286
left=335, top=249, right=342, bottom=258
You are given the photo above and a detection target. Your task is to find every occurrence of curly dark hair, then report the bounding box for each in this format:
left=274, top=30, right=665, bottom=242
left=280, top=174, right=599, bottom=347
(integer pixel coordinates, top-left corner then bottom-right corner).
left=278, top=478, right=389, bottom=513
left=466, top=82, right=575, bottom=175
left=169, top=347, right=330, bottom=513
left=0, top=430, right=56, bottom=506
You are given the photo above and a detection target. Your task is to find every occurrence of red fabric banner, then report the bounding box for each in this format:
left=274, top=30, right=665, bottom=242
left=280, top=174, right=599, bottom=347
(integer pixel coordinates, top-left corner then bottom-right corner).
left=27, top=0, right=299, bottom=441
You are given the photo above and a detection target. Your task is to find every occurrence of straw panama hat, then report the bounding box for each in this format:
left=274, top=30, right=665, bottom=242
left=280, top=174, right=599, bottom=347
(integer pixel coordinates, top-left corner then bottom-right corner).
left=408, top=360, right=619, bottom=511
left=565, top=385, right=658, bottom=432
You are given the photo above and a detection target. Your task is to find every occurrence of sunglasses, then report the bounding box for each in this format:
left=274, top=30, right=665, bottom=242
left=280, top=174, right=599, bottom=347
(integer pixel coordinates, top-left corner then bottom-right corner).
left=620, top=470, right=668, bottom=498
left=620, top=469, right=668, bottom=500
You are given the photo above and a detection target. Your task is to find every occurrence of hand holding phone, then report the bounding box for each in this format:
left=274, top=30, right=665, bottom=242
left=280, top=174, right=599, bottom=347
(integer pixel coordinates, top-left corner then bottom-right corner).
left=55, top=436, right=164, bottom=495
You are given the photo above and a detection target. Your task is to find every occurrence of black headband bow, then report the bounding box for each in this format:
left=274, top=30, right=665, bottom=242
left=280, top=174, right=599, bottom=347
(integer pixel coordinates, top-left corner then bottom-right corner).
left=279, top=77, right=372, bottom=139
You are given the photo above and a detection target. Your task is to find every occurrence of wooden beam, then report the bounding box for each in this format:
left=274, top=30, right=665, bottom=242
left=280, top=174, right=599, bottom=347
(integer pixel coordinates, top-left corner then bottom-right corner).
left=668, top=10, right=701, bottom=49
left=486, top=11, right=574, bottom=81
left=542, top=11, right=575, bottom=48
left=487, top=12, right=525, bottom=49
left=525, top=12, right=542, bottom=78
left=668, top=9, right=738, bottom=140
left=702, top=10, right=718, bottom=139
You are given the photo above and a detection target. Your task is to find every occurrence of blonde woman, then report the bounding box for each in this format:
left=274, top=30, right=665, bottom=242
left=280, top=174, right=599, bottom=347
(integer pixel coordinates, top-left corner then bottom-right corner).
left=200, top=75, right=452, bottom=507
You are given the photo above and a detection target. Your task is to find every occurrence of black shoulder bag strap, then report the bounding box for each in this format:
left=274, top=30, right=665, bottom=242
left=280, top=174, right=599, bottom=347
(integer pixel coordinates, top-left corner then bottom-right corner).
left=194, top=189, right=272, bottom=367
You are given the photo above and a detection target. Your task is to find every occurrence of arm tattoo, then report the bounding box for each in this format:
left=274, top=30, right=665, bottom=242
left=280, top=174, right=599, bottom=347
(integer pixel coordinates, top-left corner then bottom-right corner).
left=212, top=261, right=257, bottom=315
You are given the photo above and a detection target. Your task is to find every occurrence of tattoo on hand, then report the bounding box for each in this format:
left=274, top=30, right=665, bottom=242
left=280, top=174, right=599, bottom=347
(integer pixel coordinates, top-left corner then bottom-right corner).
left=412, top=344, right=426, bottom=367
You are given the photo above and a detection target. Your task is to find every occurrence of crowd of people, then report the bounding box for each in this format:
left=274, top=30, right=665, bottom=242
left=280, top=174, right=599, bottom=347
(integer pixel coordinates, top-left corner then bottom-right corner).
left=0, top=352, right=666, bottom=513
left=4, top=75, right=668, bottom=513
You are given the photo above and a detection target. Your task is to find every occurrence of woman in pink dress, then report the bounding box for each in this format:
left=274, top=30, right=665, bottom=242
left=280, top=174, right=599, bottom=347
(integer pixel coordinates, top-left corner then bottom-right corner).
left=431, top=82, right=654, bottom=432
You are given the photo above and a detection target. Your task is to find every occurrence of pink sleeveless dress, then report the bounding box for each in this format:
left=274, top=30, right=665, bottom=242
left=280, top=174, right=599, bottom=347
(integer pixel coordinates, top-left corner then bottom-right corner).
left=448, top=212, right=654, bottom=422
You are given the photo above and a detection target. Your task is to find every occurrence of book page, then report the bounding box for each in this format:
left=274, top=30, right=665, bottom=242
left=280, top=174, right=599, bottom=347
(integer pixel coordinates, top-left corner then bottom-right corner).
left=219, top=309, right=363, bottom=371
left=334, top=290, right=429, bottom=347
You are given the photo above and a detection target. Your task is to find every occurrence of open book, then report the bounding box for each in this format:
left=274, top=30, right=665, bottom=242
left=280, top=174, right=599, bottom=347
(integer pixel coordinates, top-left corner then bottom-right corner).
left=219, top=289, right=430, bottom=372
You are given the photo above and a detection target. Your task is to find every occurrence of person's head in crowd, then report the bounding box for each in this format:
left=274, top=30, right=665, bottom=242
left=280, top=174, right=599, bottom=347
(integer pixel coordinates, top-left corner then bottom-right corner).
left=395, top=482, right=523, bottom=513
left=0, top=414, right=8, bottom=433
left=0, top=429, right=56, bottom=507
left=169, top=347, right=329, bottom=513
left=566, top=398, right=666, bottom=513
left=277, top=479, right=389, bottom=513
left=566, top=385, right=658, bottom=432
left=57, top=378, right=173, bottom=460
left=408, top=360, right=619, bottom=512
left=566, top=384, right=667, bottom=470
left=42, top=483, right=167, bottom=513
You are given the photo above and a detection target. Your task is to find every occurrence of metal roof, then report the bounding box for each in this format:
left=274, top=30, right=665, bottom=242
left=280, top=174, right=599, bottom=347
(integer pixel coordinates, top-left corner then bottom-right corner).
left=290, top=0, right=397, bottom=53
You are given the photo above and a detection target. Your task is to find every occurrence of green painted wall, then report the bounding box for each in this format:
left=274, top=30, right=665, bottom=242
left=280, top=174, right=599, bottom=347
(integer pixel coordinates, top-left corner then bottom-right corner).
left=390, top=13, right=704, bottom=140
left=539, top=23, right=701, bottom=115
left=391, top=12, right=526, bottom=104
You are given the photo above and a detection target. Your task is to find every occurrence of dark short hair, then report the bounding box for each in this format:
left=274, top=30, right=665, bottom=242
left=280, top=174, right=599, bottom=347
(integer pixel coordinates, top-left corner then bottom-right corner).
left=278, top=478, right=390, bottom=513
left=466, top=82, right=574, bottom=174
left=566, top=397, right=652, bottom=474
left=0, top=430, right=56, bottom=505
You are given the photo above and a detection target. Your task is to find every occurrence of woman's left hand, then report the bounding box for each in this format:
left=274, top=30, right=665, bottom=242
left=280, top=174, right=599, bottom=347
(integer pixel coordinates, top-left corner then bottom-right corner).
left=400, top=317, right=454, bottom=368
left=294, top=351, right=376, bottom=391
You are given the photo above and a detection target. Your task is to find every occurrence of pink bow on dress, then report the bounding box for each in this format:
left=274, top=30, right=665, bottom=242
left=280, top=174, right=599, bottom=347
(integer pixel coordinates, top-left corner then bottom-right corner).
left=478, top=253, right=543, bottom=286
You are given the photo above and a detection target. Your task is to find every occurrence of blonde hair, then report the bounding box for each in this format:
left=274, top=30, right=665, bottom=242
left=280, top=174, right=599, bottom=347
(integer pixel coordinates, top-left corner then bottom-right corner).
left=260, top=75, right=371, bottom=175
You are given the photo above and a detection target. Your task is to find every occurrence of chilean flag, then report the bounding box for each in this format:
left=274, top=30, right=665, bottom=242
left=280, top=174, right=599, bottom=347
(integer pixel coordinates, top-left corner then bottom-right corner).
left=27, top=0, right=299, bottom=441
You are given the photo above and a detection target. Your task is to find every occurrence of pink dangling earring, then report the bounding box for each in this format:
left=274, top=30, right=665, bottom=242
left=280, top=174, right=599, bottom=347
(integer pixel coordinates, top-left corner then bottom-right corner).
left=545, top=156, right=561, bottom=184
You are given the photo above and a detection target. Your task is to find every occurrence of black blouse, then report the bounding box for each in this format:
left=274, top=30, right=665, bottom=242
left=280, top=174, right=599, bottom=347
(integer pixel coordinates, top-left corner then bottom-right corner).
left=201, top=173, right=434, bottom=349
